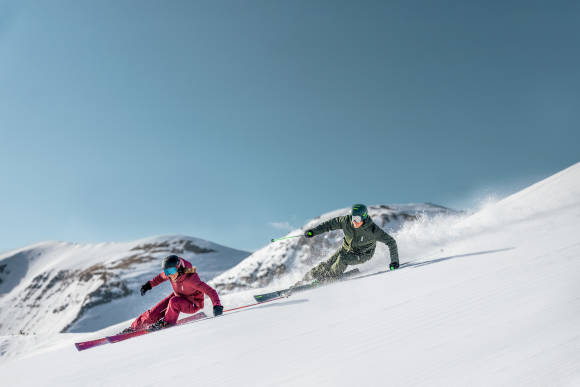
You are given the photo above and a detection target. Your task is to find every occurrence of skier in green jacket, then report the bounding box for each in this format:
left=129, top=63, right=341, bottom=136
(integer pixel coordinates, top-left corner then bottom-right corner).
left=302, top=204, right=399, bottom=283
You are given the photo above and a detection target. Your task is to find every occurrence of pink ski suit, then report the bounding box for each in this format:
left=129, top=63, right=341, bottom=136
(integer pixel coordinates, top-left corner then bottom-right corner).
left=130, top=257, right=221, bottom=330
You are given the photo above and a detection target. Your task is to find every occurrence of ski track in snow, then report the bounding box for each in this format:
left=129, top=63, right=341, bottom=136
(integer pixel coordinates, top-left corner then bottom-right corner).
left=0, top=163, right=579, bottom=386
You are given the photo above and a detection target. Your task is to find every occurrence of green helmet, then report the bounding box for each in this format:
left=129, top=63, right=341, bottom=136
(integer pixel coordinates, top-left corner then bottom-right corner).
left=351, top=204, right=369, bottom=221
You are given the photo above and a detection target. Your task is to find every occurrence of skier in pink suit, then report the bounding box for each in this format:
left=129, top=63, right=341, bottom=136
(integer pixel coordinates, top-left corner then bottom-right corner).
left=124, top=255, right=223, bottom=332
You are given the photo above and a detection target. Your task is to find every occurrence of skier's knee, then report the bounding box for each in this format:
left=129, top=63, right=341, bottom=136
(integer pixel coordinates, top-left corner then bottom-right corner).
left=168, top=296, right=186, bottom=310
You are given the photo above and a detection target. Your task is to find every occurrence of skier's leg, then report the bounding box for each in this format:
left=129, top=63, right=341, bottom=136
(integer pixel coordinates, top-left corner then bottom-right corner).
left=328, top=252, right=353, bottom=278
left=164, top=296, right=199, bottom=325
left=130, top=294, right=173, bottom=330
left=328, top=251, right=372, bottom=278
left=308, top=249, right=342, bottom=281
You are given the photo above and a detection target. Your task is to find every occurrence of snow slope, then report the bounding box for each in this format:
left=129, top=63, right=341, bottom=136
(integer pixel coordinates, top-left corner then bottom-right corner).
left=1, top=163, right=579, bottom=386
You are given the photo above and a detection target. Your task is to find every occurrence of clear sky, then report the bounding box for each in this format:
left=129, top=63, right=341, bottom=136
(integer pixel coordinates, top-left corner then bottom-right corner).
left=1, top=1, right=578, bottom=253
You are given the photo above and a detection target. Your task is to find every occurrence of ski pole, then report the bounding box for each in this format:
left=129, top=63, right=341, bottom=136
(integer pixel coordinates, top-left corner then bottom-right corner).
left=270, top=235, right=302, bottom=243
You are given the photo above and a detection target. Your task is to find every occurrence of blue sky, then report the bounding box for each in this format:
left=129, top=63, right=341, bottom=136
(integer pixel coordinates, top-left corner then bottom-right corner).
left=1, top=1, right=579, bottom=252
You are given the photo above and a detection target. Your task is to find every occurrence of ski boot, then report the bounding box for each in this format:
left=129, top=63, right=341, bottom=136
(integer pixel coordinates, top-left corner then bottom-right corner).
left=288, top=273, right=327, bottom=294
left=147, top=318, right=170, bottom=332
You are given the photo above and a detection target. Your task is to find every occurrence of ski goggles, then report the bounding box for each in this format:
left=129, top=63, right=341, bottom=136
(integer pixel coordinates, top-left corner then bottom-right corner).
left=352, top=215, right=364, bottom=223
left=164, top=267, right=178, bottom=276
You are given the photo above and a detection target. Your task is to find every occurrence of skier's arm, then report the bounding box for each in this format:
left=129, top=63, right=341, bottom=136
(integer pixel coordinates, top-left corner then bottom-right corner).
left=374, top=227, right=399, bottom=264
left=310, top=216, right=347, bottom=236
left=149, top=272, right=169, bottom=287
left=191, top=277, right=222, bottom=307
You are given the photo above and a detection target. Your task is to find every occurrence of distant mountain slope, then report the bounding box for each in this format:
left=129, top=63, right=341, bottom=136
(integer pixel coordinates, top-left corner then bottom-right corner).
left=210, top=203, right=460, bottom=292
left=0, top=235, right=249, bottom=335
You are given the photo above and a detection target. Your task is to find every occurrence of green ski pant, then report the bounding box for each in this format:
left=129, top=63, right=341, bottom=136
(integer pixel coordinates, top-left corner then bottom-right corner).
left=308, top=248, right=373, bottom=280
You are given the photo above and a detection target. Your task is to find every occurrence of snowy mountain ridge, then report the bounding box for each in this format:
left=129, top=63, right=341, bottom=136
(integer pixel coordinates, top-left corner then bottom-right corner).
left=0, top=235, right=250, bottom=335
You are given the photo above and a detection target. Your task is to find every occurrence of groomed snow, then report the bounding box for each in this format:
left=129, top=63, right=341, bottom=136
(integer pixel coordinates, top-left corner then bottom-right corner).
left=1, top=163, right=579, bottom=386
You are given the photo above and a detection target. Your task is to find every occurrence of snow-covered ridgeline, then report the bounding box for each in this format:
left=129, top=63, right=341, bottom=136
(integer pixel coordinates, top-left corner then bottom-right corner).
left=0, top=235, right=249, bottom=335
left=210, top=204, right=460, bottom=292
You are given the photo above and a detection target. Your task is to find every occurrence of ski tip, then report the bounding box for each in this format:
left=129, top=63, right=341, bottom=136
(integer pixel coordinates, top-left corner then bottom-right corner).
left=74, top=338, right=108, bottom=351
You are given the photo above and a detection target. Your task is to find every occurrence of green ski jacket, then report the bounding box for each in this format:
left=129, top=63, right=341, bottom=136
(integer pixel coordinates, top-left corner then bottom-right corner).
left=310, top=215, right=399, bottom=263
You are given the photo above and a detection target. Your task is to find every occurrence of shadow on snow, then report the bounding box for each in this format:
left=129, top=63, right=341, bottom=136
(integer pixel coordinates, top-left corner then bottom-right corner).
left=353, top=247, right=515, bottom=281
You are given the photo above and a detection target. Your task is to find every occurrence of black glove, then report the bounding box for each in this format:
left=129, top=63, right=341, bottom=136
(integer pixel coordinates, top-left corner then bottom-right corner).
left=177, top=266, right=185, bottom=275
left=213, top=305, right=224, bottom=316
left=304, top=230, right=314, bottom=238
left=389, top=262, right=399, bottom=270
left=140, top=281, right=152, bottom=296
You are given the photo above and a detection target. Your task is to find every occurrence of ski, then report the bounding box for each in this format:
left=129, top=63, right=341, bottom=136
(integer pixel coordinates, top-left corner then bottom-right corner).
left=253, top=268, right=361, bottom=303
left=252, top=262, right=416, bottom=303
